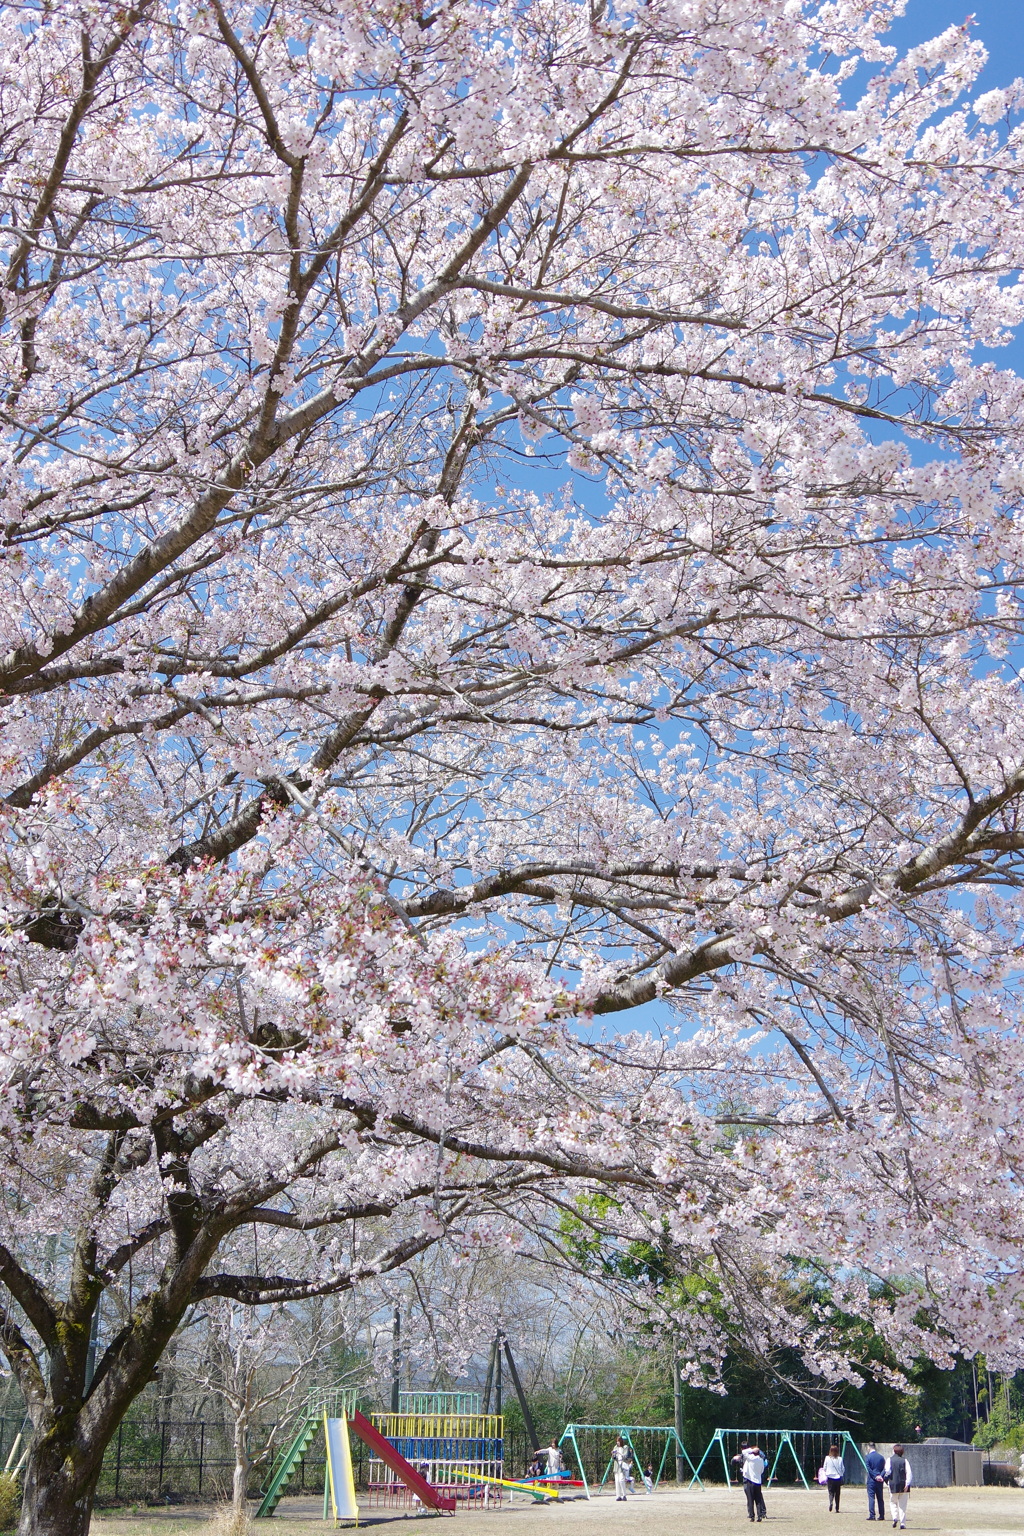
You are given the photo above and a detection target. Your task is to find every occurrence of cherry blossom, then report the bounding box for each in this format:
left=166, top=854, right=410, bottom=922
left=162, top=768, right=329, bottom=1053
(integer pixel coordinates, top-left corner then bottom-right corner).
left=2, top=0, right=1024, bottom=1529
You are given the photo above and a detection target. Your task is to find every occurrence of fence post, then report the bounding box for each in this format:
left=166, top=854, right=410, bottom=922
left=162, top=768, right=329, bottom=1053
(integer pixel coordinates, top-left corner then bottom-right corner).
left=115, top=1424, right=123, bottom=1500
left=158, top=1420, right=166, bottom=1493
left=198, top=1422, right=204, bottom=1496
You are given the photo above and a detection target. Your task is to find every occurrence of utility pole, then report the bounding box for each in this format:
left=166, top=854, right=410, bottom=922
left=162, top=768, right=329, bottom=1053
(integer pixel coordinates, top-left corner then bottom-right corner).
left=673, top=1348, right=685, bottom=1485
left=390, top=1307, right=401, bottom=1413
left=500, top=1335, right=540, bottom=1450
left=483, top=1334, right=497, bottom=1411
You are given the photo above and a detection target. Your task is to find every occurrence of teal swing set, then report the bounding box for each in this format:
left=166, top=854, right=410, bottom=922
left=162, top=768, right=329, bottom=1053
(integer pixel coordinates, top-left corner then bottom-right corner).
left=558, top=1422, right=702, bottom=1498
left=690, top=1428, right=867, bottom=1489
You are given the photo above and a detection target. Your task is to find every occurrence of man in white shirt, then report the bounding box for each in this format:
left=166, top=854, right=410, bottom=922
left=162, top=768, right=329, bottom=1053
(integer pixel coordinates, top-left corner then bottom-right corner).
left=742, top=1445, right=767, bottom=1523
left=884, top=1445, right=913, bottom=1529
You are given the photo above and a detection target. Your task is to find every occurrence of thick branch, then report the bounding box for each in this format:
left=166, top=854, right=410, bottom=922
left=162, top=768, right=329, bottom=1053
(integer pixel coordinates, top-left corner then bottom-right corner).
left=195, top=1227, right=453, bottom=1305
left=0, top=1244, right=58, bottom=1351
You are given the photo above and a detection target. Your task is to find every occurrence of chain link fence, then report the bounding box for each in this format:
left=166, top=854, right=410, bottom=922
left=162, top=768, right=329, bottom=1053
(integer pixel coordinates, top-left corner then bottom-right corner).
left=0, top=1413, right=546, bottom=1508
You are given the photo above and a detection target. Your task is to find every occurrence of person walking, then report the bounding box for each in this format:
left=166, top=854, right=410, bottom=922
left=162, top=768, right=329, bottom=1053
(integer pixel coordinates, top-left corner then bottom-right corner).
left=885, top=1444, right=913, bottom=1529
left=743, top=1445, right=768, bottom=1523
left=611, top=1435, right=630, bottom=1501
left=865, top=1443, right=886, bottom=1521
left=822, top=1443, right=845, bottom=1512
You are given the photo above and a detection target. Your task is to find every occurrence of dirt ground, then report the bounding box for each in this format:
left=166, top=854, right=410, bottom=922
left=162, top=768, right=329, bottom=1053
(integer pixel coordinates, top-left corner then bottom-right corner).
left=89, top=1483, right=1024, bottom=1536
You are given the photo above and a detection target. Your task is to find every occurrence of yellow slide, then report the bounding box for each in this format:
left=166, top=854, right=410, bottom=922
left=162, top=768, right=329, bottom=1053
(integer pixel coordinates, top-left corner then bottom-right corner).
left=324, top=1411, right=360, bottom=1526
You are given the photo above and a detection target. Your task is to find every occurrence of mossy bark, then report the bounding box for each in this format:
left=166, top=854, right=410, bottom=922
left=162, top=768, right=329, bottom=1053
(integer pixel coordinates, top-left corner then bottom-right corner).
left=17, top=1419, right=100, bottom=1536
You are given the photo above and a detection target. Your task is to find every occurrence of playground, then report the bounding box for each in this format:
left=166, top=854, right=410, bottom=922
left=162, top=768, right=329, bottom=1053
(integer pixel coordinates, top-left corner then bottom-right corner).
left=72, top=1330, right=1022, bottom=1533
left=125, top=1345, right=1020, bottom=1535
left=241, top=1337, right=707, bottom=1526
left=87, top=1483, right=1024, bottom=1535
left=56, top=1314, right=1020, bottom=1536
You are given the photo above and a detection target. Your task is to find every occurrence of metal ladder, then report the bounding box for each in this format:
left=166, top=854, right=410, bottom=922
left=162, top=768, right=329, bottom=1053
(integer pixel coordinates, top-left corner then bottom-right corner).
left=255, top=1415, right=318, bottom=1519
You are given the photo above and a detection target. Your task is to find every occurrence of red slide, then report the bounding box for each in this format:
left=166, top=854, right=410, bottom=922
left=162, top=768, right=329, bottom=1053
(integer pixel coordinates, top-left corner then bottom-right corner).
left=350, top=1410, right=457, bottom=1513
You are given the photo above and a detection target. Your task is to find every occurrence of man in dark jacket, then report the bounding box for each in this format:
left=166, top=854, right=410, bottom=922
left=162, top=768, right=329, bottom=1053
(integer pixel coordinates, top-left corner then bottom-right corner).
left=865, top=1443, right=886, bottom=1521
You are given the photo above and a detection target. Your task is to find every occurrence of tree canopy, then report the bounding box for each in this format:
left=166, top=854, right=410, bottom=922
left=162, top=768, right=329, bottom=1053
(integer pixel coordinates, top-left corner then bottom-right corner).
left=2, top=0, right=1024, bottom=1529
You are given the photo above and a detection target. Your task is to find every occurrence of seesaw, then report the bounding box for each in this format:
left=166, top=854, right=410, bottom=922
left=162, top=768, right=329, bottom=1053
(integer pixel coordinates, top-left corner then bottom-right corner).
left=450, top=1468, right=562, bottom=1500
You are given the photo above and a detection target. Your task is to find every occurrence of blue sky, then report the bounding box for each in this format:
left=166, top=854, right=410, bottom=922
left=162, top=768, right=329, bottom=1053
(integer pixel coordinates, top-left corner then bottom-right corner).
left=893, top=0, right=1024, bottom=85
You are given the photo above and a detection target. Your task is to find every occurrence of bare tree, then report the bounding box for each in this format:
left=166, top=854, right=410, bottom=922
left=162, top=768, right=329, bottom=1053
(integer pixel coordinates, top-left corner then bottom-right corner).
left=181, top=1296, right=316, bottom=1523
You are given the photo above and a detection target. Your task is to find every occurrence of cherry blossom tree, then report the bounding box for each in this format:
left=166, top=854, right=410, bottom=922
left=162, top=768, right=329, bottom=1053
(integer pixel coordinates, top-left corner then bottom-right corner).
left=2, top=0, right=1024, bottom=1530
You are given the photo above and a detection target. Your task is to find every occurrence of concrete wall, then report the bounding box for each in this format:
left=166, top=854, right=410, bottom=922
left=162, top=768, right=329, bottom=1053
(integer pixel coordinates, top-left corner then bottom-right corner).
left=859, top=1441, right=976, bottom=1489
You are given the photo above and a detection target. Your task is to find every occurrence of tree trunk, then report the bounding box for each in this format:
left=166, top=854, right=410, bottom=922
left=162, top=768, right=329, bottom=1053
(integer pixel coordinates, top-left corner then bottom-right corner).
left=17, top=1424, right=100, bottom=1536
left=233, top=1412, right=250, bottom=1516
